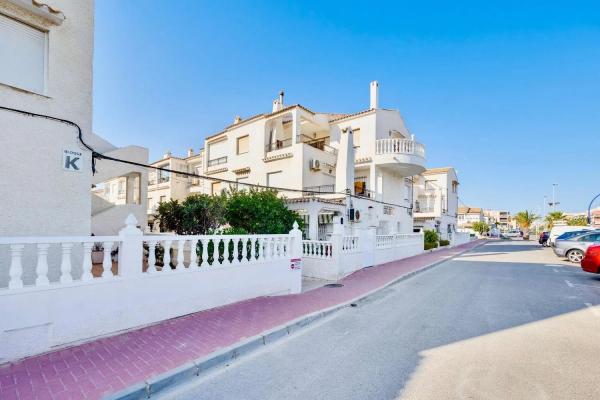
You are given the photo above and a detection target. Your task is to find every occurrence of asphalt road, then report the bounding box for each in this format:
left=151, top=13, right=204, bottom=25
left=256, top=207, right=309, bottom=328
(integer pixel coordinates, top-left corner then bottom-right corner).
left=159, top=241, right=600, bottom=400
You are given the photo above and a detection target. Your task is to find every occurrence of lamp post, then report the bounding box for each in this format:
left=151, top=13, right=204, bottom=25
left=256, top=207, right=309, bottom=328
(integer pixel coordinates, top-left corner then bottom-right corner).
left=588, top=193, right=600, bottom=225
left=552, top=183, right=558, bottom=212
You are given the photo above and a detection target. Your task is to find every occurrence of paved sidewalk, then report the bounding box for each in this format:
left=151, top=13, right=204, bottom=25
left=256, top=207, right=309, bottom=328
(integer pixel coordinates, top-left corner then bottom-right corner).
left=0, top=241, right=482, bottom=400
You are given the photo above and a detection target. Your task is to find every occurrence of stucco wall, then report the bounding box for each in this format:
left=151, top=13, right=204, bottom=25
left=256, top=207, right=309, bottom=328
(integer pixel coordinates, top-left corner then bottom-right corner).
left=0, top=0, right=95, bottom=236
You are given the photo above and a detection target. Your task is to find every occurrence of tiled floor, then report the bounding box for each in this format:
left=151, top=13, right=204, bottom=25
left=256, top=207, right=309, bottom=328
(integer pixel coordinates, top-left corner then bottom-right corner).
left=0, top=241, right=482, bottom=400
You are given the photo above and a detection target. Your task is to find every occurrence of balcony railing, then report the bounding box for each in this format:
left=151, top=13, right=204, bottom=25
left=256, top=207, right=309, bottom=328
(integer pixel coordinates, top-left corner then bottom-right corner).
left=265, top=138, right=292, bottom=152
left=302, top=184, right=335, bottom=196
left=207, top=156, right=227, bottom=167
left=375, top=139, right=425, bottom=158
left=297, top=134, right=338, bottom=155
left=355, top=188, right=375, bottom=199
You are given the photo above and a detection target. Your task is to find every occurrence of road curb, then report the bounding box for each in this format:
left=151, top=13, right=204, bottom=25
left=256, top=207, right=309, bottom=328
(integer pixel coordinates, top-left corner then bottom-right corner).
left=104, top=240, right=485, bottom=399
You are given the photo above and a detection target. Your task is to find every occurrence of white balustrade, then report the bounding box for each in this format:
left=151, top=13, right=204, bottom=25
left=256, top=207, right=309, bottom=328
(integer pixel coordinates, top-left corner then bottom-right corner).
left=375, top=138, right=425, bottom=158
left=0, top=236, right=121, bottom=290
left=302, top=240, right=333, bottom=259
left=341, top=236, right=360, bottom=253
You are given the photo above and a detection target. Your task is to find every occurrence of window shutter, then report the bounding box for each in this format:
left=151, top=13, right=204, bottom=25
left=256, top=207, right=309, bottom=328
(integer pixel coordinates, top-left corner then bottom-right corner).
left=0, top=14, right=46, bottom=93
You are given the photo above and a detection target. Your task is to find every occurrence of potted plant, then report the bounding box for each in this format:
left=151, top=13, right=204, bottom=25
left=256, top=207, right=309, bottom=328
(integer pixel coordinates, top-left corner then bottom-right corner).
left=91, top=243, right=104, bottom=264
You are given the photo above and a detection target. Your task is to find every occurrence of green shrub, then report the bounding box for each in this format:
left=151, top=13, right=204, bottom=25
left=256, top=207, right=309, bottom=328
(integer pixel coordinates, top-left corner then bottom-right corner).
left=439, top=239, right=450, bottom=246
left=424, top=242, right=438, bottom=250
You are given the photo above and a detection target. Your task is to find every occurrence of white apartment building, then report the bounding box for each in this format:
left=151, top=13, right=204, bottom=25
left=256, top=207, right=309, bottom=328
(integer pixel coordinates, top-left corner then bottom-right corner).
left=457, top=207, right=485, bottom=231
left=147, top=82, right=427, bottom=239
left=412, top=167, right=459, bottom=241
left=0, top=0, right=147, bottom=237
left=484, top=209, right=510, bottom=230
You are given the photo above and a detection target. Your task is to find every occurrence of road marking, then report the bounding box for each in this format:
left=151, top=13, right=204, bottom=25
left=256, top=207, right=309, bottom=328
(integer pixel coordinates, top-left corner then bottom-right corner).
left=564, top=279, right=600, bottom=289
left=584, top=303, right=600, bottom=317
left=565, top=280, right=574, bottom=288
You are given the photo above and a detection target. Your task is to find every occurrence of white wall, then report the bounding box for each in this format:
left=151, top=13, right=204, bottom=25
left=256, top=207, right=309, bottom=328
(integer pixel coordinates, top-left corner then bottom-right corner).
left=0, top=0, right=94, bottom=237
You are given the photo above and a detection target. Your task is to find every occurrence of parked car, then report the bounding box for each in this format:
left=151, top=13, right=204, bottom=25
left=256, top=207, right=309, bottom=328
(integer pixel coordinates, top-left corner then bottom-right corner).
left=538, top=231, right=549, bottom=246
left=556, top=229, right=599, bottom=242
left=553, top=232, right=600, bottom=262
left=506, top=230, right=520, bottom=238
left=581, top=244, right=600, bottom=274
left=548, top=226, right=594, bottom=247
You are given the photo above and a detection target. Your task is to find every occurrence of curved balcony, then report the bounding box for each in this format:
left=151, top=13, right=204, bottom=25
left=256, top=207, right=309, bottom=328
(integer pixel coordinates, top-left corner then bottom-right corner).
left=373, top=138, right=426, bottom=175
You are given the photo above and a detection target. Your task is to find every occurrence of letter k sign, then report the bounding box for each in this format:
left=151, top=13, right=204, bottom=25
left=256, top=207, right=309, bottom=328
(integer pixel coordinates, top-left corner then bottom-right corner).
left=62, top=149, right=83, bottom=172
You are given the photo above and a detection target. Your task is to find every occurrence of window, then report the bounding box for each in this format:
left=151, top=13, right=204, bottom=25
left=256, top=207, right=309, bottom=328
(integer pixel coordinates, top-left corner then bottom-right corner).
left=353, top=129, right=360, bottom=148
left=208, top=140, right=228, bottom=166
left=211, top=182, right=221, bottom=195
left=159, top=195, right=166, bottom=203
left=236, top=176, right=248, bottom=189
left=0, top=14, right=47, bottom=94
left=266, top=171, right=284, bottom=188
left=580, top=233, right=600, bottom=242
left=237, top=135, right=249, bottom=155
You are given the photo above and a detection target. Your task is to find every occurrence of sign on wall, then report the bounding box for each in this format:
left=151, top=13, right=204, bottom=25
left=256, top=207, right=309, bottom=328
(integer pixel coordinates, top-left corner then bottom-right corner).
left=62, top=149, right=83, bottom=172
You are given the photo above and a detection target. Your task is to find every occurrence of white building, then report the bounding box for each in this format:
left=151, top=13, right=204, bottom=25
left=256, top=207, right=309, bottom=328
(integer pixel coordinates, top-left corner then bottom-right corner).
left=484, top=210, right=510, bottom=230
left=0, top=0, right=147, bottom=237
left=413, top=167, right=459, bottom=241
left=147, top=82, right=427, bottom=239
left=457, top=207, right=484, bottom=231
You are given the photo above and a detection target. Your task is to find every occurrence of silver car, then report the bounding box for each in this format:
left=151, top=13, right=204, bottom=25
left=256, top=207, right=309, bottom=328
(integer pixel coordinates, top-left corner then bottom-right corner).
left=553, top=231, right=600, bottom=262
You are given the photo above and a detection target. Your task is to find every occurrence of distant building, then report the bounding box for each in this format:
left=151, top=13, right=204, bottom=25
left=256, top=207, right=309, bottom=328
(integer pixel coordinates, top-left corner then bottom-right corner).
left=413, top=167, right=459, bottom=241
left=484, top=210, right=511, bottom=230
left=457, top=207, right=484, bottom=230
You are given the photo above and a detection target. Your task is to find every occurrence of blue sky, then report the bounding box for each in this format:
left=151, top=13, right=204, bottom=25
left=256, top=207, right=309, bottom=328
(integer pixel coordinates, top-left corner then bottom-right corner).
left=93, top=1, right=600, bottom=214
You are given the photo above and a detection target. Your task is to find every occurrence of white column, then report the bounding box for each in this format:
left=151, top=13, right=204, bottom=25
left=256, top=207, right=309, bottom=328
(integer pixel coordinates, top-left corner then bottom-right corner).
left=335, top=127, right=355, bottom=194
left=291, top=109, right=300, bottom=144
left=289, top=221, right=302, bottom=294
left=118, top=214, right=144, bottom=277
left=59, top=243, right=74, bottom=284
left=8, top=244, right=25, bottom=289
left=81, top=242, right=94, bottom=281
left=309, top=207, right=319, bottom=240
left=35, top=243, right=50, bottom=286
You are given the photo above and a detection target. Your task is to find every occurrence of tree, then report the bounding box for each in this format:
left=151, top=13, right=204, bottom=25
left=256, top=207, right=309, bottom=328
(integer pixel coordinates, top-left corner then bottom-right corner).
left=515, top=210, right=538, bottom=239
left=156, top=199, right=185, bottom=234
left=156, top=194, right=226, bottom=234
left=224, top=188, right=303, bottom=234
left=545, top=211, right=565, bottom=229
left=472, top=221, right=490, bottom=236
left=567, top=215, right=588, bottom=226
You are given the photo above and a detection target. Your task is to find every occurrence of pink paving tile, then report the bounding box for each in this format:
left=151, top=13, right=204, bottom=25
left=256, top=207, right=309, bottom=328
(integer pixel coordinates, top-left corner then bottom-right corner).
left=0, top=241, right=481, bottom=399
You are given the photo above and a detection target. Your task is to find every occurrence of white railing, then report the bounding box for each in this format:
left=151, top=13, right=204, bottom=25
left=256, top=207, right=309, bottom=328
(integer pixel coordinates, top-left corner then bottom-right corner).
left=144, top=235, right=291, bottom=272
left=375, top=139, right=425, bottom=158
left=0, top=236, right=120, bottom=289
left=341, top=236, right=360, bottom=253
left=376, top=234, right=395, bottom=248
left=302, top=240, right=333, bottom=259
left=0, top=216, right=303, bottom=362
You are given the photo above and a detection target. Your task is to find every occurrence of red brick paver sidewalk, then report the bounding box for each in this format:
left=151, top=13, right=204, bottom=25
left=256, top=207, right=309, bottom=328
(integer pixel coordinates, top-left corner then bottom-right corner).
left=0, top=241, right=482, bottom=400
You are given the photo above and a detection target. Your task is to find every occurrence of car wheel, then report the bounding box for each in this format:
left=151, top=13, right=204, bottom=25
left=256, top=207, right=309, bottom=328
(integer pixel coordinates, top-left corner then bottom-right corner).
left=566, top=249, right=584, bottom=263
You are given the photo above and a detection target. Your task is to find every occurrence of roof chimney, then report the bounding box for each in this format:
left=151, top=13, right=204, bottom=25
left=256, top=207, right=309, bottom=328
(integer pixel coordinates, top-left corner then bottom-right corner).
left=370, top=81, right=379, bottom=109
left=272, top=90, right=285, bottom=112
left=187, top=148, right=194, bottom=157
left=233, top=115, right=242, bottom=124
left=163, top=150, right=171, bottom=159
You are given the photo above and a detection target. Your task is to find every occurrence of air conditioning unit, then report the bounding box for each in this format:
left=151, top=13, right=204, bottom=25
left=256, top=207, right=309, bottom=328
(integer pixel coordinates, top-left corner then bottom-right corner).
left=309, top=159, right=321, bottom=171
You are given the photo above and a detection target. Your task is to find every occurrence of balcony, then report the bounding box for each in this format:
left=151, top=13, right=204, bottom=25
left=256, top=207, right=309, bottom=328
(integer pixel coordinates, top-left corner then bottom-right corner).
left=265, top=138, right=292, bottom=152
left=372, top=138, right=426, bottom=176
left=207, top=156, right=227, bottom=167
left=302, top=184, right=335, bottom=197
left=297, top=134, right=338, bottom=155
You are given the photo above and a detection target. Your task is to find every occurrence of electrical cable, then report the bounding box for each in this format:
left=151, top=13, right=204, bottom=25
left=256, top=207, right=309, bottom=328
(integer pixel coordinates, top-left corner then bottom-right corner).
left=1, top=105, right=413, bottom=210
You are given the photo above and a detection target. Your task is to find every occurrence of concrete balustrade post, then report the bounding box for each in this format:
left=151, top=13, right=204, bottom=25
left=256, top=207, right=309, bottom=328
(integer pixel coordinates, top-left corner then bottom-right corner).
left=118, top=214, right=144, bottom=278
left=289, top=221, right=303, bottom=294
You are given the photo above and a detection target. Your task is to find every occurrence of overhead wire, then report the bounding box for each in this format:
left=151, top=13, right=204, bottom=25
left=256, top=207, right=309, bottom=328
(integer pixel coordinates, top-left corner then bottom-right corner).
left=1, top=105, right=413, bottom=210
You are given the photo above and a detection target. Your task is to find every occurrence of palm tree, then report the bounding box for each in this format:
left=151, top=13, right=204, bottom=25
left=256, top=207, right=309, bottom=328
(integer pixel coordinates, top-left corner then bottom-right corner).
left=515, top=210, right=538, bottom=240
left=545, top=211, right=565, bottom=229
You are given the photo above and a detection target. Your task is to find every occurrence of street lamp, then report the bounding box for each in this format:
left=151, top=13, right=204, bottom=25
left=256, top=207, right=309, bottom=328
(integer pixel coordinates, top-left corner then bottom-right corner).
left=588, top=193, right=600, bottom=225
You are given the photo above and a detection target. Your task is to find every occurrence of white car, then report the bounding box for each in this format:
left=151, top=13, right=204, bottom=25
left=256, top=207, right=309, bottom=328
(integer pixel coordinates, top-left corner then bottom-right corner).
left=548, top=226, right=593, bottom=247
left=506, top=230, right=521, bottom=238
